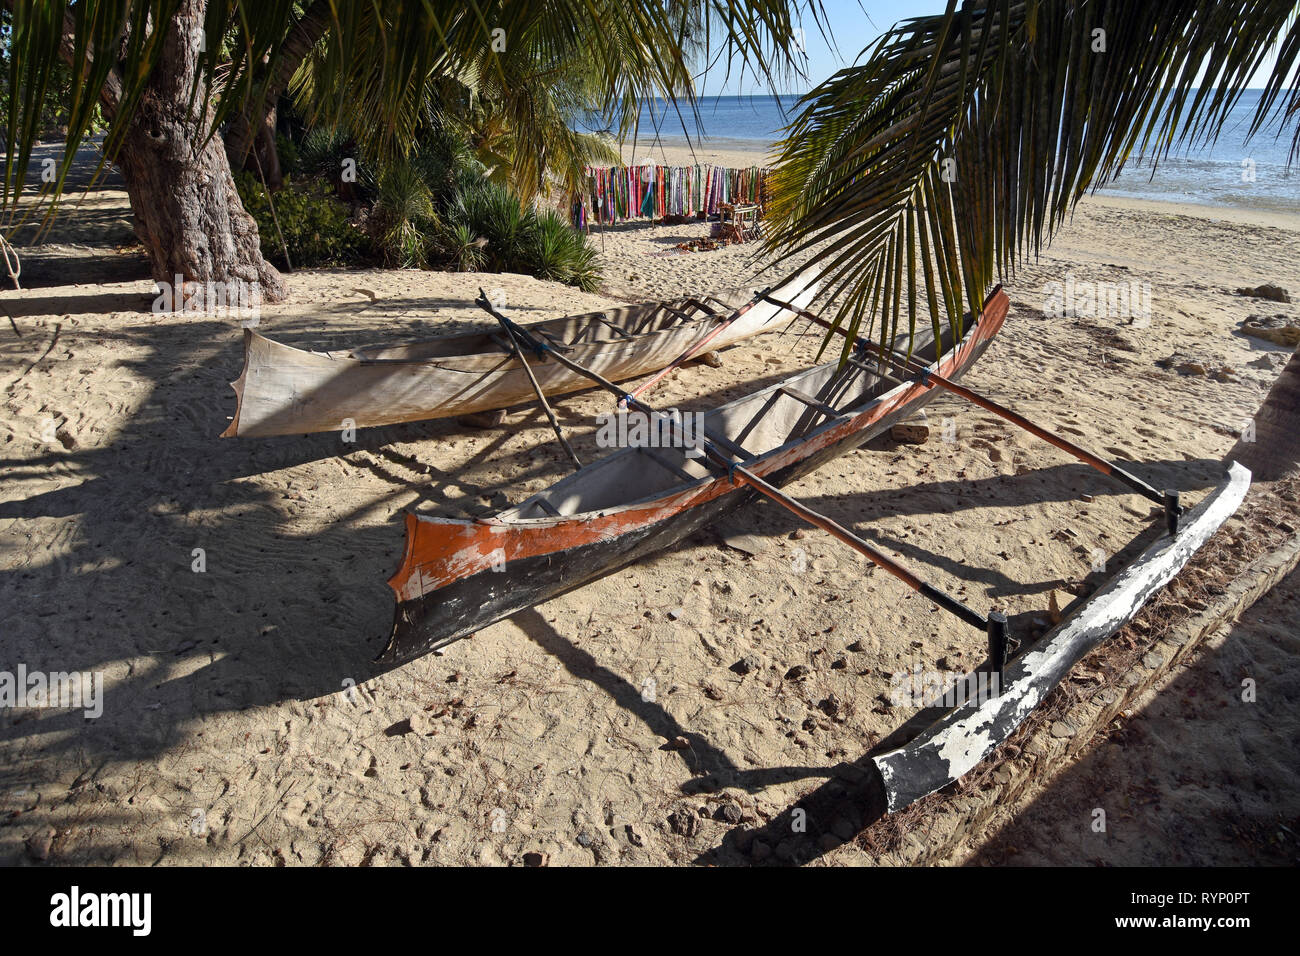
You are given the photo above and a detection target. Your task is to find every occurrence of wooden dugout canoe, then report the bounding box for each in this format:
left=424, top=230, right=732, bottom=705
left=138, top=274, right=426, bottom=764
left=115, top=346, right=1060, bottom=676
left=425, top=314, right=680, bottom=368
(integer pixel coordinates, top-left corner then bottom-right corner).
left=379, top=286, right=1010, bottom=665
left=221, top=271, right=819, bottom=438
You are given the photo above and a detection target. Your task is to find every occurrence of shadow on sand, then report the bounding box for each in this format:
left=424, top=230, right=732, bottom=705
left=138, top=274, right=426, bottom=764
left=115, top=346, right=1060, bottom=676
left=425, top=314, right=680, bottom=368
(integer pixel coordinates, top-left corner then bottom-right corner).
left=0, top=300, right=1229, bottom=867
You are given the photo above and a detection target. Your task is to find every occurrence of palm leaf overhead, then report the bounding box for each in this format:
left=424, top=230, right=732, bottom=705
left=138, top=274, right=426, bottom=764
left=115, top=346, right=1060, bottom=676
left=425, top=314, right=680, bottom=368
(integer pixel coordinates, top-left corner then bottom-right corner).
left=288, top=6, right=628, bottom=204
left=2, top=0, right=822, bottom=210
left=766, top=0, right=1300, bottom=362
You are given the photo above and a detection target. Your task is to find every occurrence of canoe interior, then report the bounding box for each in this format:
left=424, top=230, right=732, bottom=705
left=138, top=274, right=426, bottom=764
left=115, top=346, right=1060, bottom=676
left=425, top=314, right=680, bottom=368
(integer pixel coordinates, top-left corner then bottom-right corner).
left=339, top=294, right=746, bottom=362
left=500, top=318, right=962, bottom=521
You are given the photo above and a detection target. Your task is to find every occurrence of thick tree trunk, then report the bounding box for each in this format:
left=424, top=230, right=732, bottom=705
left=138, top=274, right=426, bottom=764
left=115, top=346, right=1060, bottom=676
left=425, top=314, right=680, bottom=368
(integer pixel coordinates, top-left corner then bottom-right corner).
left=1227, top=344, right=1300, bottom=483
left=113, top=0, right=287, bottom=304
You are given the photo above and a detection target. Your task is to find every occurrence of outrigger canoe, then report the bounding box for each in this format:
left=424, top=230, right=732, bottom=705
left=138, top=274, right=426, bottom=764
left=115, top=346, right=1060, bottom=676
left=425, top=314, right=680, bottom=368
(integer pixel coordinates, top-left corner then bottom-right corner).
left=221, top=271, right=819, bottom=438
left=381, top=287, right=1011, bottom=664
left=379, top=279, right=1250, bottom=811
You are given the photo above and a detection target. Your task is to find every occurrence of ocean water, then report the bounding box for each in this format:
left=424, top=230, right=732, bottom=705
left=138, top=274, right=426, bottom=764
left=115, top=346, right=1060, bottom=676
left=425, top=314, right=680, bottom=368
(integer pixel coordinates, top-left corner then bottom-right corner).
left=610, top=91, right=1299, bottom=212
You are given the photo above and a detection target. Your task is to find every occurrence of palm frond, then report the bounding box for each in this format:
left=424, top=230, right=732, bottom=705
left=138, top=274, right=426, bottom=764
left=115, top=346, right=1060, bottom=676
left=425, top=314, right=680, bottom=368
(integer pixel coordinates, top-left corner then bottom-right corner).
left=766, top=0, right=1300, bottom=359
left=3, top=1, right=822, bottom=213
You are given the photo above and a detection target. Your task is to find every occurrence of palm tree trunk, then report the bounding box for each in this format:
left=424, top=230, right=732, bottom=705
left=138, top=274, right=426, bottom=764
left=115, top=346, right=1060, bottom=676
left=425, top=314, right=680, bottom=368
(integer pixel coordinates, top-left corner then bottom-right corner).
left=1227, top=345, right=1300, bottom=483
left=252, top=106, right=284, bottom=191
left=112, top=0, right=287, bottom=303
left=225, top=0, right=334, bottom=185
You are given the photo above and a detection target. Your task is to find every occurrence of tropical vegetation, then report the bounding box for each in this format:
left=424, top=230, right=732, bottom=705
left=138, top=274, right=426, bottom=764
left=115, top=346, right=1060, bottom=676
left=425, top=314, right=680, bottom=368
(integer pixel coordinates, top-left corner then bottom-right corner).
left=0, top=1, right=809, bottom=300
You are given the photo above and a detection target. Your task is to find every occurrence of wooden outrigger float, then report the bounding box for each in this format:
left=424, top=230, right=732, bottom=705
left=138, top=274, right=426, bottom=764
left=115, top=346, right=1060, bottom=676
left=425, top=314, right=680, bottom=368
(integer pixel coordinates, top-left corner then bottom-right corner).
left=221, top=271, right=818, bottom=438
left=872, top=460, right=1249, bottom=810
left=380, top=278, right=1252, bottom=810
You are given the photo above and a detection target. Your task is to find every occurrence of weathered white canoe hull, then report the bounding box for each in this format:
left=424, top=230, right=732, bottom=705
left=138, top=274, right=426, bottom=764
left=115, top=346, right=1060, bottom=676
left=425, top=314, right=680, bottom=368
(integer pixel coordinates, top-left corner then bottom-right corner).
left=222, top=274, right=818, bottom=438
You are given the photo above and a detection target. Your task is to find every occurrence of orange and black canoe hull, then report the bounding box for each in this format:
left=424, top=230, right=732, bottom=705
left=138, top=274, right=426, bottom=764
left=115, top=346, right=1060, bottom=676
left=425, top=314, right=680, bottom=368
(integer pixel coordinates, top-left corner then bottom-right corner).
left=382, top=426, right=894, bottom=666
left=380, top=291, right=1009, bottom=666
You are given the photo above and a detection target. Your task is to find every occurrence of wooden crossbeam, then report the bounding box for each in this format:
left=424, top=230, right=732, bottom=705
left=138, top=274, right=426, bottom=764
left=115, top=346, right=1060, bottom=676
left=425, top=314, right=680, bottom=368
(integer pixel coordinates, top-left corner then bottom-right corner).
left=778, top=386, right=842, bottom=419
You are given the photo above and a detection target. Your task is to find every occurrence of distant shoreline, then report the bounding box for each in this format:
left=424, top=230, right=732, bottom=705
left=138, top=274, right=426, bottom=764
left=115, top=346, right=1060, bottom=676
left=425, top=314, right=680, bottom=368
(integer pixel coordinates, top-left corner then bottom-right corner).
left=610, top=136, right=1299, bottom=221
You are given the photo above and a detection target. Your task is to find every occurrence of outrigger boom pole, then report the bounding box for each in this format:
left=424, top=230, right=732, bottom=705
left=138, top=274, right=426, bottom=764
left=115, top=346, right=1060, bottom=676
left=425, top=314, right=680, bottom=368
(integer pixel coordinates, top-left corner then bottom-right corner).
left=479, top=290, right=583, bottom=471
left=724, top=459, right=1011, bottom=676
left=762, top=293, right=1184, bottom=536
left=475, top=293, right=1012, bottom=676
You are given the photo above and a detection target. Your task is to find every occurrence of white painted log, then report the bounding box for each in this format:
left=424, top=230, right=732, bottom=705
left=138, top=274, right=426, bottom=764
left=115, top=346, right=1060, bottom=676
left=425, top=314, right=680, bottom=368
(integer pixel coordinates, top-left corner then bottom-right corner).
left=872, top=461, right=1252, bottom=811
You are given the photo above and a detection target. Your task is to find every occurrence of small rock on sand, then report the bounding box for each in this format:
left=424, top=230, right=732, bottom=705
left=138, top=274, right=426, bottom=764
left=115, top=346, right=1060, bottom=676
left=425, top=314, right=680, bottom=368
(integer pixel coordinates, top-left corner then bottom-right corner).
left=1241, top=313, right=1300, bottom=348
left=890, top=422, right=930, bottom=444
left=459, top=409, right=507, bottom=429
left=26, top=826, right=55, bottom=861
left=668, top=813, right=698, bottom=838
left=721, top=531, right=767, bottom=556
left=693, top=350, right=723, bottom=368
left=817, top=695, right=842, bottom=717
left=714, top=803, right=744, bottom=825
left=1235, top=283, right=1291, bottom=303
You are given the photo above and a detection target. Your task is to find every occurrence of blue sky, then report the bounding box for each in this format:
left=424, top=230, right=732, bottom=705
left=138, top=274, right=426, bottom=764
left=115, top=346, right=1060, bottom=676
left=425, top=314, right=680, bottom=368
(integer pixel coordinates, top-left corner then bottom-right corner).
left=698, top=0, right=1292, bottom=96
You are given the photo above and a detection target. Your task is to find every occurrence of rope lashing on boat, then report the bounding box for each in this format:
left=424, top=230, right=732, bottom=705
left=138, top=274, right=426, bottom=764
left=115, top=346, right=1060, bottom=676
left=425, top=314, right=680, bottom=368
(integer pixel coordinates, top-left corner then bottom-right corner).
left=480, top=296, right=553, bottom=362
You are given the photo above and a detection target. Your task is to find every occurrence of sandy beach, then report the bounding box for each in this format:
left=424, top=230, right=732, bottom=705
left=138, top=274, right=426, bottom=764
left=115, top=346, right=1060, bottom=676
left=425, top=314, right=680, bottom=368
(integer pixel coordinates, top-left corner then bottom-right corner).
left=2, top=138, right=1298, bottom=866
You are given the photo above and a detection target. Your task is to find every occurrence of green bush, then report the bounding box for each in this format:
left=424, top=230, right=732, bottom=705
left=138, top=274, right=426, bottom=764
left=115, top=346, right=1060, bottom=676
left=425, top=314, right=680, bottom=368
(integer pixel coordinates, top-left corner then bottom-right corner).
left=238, top=123, right=602, bottom=289
left=370, top=161, right=436, bottom=268
left=274, top=133, right=299, bottom=179
left=291, top=127, right=377, bottom=201
left=526, top=209, right=602, bottom=292
left=435, top=220, right=488, bottom=273
left=412, top=127, right=480, bottom=203
left=454, top=181, right=531, bottom=270
left=438, top=179, right=602, bottom=290
left=235, top=172, right=369, bottom=269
